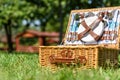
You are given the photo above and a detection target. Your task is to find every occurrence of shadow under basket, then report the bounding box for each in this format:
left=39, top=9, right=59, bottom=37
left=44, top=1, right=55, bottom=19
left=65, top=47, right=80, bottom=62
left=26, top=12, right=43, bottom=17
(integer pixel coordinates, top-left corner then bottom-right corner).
left=39, top=46, right=119, bottom=70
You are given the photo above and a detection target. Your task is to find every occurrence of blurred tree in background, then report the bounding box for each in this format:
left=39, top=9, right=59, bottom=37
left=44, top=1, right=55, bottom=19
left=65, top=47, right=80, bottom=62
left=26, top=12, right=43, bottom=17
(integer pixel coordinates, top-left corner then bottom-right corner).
left=0, top=0, right=38, bottom=52
left=0, top=0, right=120, bottom=52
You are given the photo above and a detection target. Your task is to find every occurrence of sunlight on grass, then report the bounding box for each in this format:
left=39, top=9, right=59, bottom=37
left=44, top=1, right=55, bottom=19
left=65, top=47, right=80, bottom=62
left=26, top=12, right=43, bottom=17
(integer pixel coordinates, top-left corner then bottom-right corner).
left=0, top=51, right=120, bottom=80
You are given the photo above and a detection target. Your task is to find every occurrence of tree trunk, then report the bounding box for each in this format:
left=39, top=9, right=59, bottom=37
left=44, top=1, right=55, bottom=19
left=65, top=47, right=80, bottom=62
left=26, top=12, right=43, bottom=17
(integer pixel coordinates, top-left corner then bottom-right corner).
left=59, top=0, right=64, bottom=44
left=41, top=22, right=46, bottom=45
left=4, top=20, right=14, bottom=52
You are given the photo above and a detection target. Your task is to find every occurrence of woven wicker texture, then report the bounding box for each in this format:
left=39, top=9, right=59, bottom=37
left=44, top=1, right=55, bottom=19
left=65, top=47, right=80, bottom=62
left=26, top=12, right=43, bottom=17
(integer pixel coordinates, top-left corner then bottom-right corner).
left=39, top=6, right=120, bottom=70
left=39, top=46, right=118, bottom=70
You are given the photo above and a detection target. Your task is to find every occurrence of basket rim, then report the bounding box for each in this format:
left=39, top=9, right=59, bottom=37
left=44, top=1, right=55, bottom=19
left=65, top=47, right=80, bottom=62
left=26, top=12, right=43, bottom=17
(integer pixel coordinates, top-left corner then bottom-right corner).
left=71, top=6, right=120, bottom=13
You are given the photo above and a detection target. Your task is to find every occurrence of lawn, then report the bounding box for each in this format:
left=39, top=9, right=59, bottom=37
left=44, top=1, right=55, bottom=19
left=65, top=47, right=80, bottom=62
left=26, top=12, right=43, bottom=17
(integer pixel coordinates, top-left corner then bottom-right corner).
left=0, top=51, right=120, bottom=80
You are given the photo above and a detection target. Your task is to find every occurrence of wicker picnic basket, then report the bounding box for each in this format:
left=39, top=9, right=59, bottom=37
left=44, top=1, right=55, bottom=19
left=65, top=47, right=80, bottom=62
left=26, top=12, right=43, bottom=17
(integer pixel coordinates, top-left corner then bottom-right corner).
left=39, top=6, right=120, bottom=70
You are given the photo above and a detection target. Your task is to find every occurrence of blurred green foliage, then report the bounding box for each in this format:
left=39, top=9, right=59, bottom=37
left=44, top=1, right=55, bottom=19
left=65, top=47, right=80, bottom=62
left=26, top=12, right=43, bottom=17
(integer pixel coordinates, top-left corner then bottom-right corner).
left=1, top=0, right=120, bottom=33
left=0, top=0, right=120, bottom=51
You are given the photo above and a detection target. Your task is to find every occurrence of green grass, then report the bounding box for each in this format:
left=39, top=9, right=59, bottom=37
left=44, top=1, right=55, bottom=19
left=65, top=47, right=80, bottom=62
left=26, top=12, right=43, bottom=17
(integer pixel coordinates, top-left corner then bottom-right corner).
left=0, top=51, right=120, bottom=80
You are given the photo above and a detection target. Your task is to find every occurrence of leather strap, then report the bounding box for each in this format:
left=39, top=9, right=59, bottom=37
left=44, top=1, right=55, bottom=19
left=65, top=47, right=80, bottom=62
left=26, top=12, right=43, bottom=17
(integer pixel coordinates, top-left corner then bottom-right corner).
left=103, top=31, right=117, bottom=34
left=67, top=12, right=105, bottom=42
left=78, top=14, right=91, bottom=40
left=78, top=14, right=103, bottom=41
left=100, top=30, right=117, bottom=40
left=100, top=35, right=117, bottom=40
left=78, top=21, right=91, bottom=40
left=89, top=30, right=100, bottom=41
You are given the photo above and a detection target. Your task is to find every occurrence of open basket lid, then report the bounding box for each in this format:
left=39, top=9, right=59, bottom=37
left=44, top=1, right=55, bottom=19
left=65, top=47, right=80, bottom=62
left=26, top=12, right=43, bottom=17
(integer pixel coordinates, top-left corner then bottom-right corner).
left=63, top=6, right=120, bottom=46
